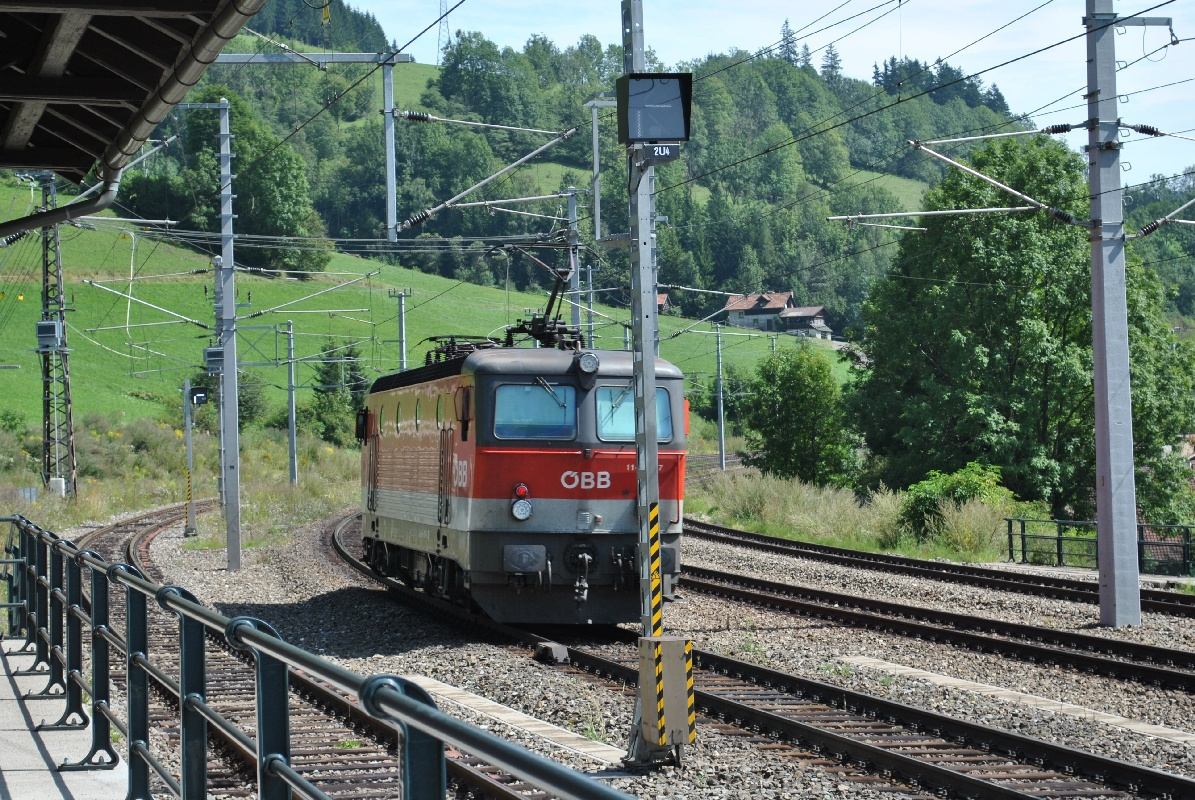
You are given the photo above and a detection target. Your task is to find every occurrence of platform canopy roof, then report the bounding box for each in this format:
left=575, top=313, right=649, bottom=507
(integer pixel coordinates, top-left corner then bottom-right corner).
left=0, top=0, right=263, bottom=184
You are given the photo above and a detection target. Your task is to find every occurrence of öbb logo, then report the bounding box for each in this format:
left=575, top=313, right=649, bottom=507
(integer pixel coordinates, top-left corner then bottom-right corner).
left=560, top=471, right=611, bottom=490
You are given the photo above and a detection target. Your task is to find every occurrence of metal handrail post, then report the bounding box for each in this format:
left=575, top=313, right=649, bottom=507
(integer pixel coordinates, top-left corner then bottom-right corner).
left=63, top=552, right=120, bottom=769
left=226, top=618, right=290, bottom=800
left=18, top=532, right=51, bottom=673
left=1020, top=519, right=1028, bottom=564
left=160, top=587, right=208, bottom=800
left=1137, top=523, right=1146, bottom=573
left=44, top=543, right=88, bottom=728
left=18, top=521, right=35, bottom=647
left=122, top=565, right=153, bottom=800
left=1006, top=518, right=1013, bottom=561
left=5, top=518, right=28, bottom=637
left=1056, top=520, right=1064, bottom=567
left=1184, top=527, right=1192, bottom=577
left=3, top=518, right=21, bottom=635
left=32, top=538, right=68, bottom=697
left=360, top=676, right=446, bottom=800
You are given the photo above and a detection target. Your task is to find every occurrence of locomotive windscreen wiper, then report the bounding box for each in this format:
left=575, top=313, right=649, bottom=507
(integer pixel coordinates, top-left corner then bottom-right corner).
left=610, top=381, right=633, bottom=410
left=534, top=377, right=567, bottom=408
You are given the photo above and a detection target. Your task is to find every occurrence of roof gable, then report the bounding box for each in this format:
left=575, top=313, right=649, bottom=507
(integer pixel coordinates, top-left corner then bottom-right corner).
left=723, top=291, right=794, bottom=313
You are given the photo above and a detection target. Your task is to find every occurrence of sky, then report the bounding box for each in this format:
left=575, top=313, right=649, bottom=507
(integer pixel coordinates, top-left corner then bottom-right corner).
left=346, top=0, right=1195, bottom=185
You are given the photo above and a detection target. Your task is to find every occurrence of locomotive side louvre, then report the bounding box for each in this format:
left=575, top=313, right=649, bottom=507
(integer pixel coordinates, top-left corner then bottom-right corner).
left=360, top=348, right=686, bottom=624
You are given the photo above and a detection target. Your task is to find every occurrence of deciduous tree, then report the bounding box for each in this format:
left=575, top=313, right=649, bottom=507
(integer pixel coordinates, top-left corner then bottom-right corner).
left=743, top=345, right=854, bottom=486
left=849, top=137, right=1195, bottom=520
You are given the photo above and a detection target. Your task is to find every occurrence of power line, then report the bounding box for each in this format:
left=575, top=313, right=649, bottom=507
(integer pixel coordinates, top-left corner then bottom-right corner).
left=657, top=0, right=1177, bottom=195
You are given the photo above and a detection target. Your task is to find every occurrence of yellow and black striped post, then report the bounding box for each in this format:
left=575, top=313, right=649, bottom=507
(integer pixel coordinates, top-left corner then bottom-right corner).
left=648, top=502, right=663, bottom=637
left=684, top=640, right=696, bottom=744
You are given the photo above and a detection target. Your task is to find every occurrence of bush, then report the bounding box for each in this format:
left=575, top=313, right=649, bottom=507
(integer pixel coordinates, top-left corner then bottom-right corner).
left=0, top=410, right=28, bottom=437
left=898, top=462, right=1013, bottom=541
left=690, top=470, right=902, bottom=550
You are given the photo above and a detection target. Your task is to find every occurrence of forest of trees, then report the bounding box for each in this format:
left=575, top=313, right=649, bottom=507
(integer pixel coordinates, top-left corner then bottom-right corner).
left=84, top=2, right=1195, bottom=521
left=114, top=3, right=1063, bottom=334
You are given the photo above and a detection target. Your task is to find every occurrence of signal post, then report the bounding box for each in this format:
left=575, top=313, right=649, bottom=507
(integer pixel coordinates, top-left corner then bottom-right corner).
left=618, top=0, right=696, bottom=768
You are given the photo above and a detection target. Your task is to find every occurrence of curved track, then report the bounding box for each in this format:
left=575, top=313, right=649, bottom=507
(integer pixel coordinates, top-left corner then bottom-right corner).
left=75, top=503, right=542, bottom=800
left=685, top=518, right=1195, bottom=617
left=332, top=514, right=1195, bottom=800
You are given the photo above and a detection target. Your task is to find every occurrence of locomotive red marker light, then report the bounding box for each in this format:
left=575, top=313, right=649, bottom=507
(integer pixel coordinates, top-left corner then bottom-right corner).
left=513, top=483, right=530, bottom=499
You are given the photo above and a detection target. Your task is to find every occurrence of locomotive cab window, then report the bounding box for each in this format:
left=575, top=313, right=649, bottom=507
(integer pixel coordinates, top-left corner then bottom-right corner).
left=596, top=386, right=673, bottom=442
left=494, top=382, right=577, bottom=439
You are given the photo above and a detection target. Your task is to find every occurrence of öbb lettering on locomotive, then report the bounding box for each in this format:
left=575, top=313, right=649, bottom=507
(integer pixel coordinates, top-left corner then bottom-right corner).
left=358, top=347, right=686, bottom=625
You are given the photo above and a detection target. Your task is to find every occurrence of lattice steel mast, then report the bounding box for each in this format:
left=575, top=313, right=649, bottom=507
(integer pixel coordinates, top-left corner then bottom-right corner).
left=37, top=174, right=77, bottom=497
left=436, top=0, right=449, bottom=65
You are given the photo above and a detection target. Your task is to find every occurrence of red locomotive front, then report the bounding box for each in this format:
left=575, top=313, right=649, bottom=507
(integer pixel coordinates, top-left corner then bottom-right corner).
left=361, top=348, right=685, bottom=624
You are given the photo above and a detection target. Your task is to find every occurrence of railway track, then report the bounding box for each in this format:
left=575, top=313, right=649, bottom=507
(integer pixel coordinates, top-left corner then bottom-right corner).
left=331, top=515, right=1195, bottom=800
left=70, top=503, right=563, bottom=800
left=684, top=518, right=1195, bottom=617
left=680, top=565, right=1195, bottom=691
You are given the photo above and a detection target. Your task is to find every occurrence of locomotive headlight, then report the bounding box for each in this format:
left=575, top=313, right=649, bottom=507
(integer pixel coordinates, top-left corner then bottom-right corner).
left=511, top=498, right=533, bottom=520
left=578, top=352, right=600, bottom=374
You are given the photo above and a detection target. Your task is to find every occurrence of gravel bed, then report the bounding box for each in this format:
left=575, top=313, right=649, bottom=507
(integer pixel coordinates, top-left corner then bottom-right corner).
left=145, top=511, right=1195, bottom=799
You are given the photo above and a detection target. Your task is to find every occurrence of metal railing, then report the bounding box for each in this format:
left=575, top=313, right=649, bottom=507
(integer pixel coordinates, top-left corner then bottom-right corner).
left=1005, top=517, right=1194, bottom=576
left=1, top=514, right=634, bottom=800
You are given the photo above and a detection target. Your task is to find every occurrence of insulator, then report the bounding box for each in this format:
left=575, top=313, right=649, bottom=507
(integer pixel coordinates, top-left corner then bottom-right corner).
left=400, top=110, right=432, bottom=123
left=402, top=210, right=431, bottom=229
left=1133, top=124, right=1163, bottom=137
left=1041, top=124, right=1073, bottom=135
left=1047, top=208, right=1081, bottom=226
left=1139, top=220, right=1162, bottom=237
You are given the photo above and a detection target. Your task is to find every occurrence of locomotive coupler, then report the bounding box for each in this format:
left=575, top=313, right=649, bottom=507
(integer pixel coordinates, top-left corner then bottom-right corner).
left=574, top=552, right=592, bottom=604
left=610, top=547, right=635, bottom=590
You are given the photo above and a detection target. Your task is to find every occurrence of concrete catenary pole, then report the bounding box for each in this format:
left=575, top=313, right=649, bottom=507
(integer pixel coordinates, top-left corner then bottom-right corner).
left=716, top=324, right=726, bottom=471
left=384, top=63, right=397, bottom=242
left=568, top=189, right=582, bottom=332
left=217, top=98, right=242, bottom=571
left=1086, top=0, right=1146, bottom=626
left=184, top=378, right=197, bottom=536
left=287, top=320, right=298, bottom=485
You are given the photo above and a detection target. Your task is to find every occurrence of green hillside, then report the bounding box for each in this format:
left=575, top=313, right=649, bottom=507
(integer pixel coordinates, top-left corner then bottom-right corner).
left=0, top=177, right=838, bottom=428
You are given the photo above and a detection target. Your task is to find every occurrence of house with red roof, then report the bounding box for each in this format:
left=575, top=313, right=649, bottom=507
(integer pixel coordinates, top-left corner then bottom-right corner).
left=722, top=291, right=834, bottom=338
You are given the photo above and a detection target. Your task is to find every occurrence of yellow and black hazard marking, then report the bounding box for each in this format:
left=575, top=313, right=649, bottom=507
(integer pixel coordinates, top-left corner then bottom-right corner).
left=684, top=640, right=696, bottom=743
left=648, top=501, right=663, bottom=638
left=654, top=641, right=667, bottom=746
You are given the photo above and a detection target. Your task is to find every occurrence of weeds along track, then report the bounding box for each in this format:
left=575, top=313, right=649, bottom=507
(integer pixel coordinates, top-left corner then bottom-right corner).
left=70, top=503, right=542, bottom=800
left=331, top=515, right=1195, bottom=800
left=684, top=518, right=1195, bottom=617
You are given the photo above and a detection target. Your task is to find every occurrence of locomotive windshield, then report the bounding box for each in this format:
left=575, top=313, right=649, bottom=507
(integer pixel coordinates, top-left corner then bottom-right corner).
left=596, top=386, right=673, bottom=442
left=494, top=383, right=577, bottom=439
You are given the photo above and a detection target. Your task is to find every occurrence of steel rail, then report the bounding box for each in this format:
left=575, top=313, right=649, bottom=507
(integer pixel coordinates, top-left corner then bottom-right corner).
left=684, top=518, right=1195, bottom=617
left=681, top=567, right=1195, bottom=690
left=331, top=516, right=1193, bottom=799
left=556, top=637, right=1192, bottom=799
left=9, top=506, right=629, bottom=800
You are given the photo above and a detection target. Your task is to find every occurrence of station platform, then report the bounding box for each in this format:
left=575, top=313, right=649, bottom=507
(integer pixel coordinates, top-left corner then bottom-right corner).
left=1, top=637, right=127, bottom=800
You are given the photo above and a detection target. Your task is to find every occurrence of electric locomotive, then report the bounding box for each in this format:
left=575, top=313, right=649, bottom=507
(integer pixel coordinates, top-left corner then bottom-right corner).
left=357, top=342, right=686, bottom=625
